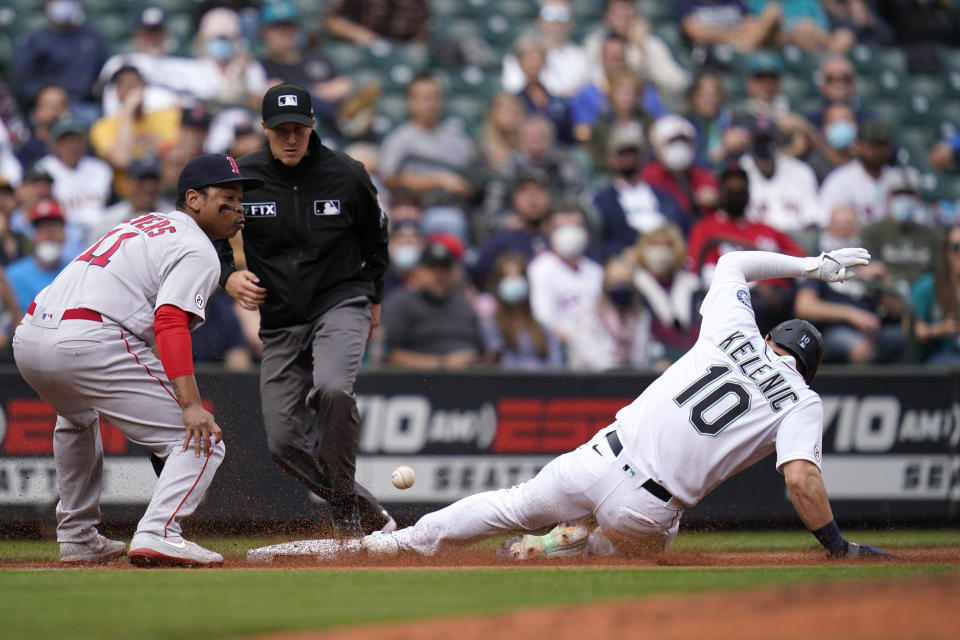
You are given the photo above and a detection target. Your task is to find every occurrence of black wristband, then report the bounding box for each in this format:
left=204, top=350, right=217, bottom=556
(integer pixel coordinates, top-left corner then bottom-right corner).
left=812, top=519, right=849, bottom=557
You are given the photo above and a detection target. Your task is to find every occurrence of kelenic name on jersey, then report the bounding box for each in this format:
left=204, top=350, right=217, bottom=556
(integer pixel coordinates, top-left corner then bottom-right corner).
left=717, top=330, right=799, bottom=412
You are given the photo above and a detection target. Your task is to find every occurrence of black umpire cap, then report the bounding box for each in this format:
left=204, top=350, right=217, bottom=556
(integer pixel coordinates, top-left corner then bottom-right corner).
left=262, top=83, right=314, bottom=128
left=177, top=153, right=263, bottom=196
left=767, top=319, right=824, bottom=385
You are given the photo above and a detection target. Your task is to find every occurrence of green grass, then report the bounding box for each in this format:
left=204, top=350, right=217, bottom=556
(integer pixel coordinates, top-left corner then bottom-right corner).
left=0, top=565, right=956, bottom=640
left=0, top=531, right=956, bottom=639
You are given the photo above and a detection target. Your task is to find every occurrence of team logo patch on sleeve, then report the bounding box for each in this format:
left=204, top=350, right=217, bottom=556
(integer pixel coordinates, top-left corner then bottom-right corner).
left=314, top=200, right=341, bottom=216
left=736, top=288, right=752, bottom=308
left=243, top=202, right=277, bottom=217
left=195, top=293, right=205, bottom=310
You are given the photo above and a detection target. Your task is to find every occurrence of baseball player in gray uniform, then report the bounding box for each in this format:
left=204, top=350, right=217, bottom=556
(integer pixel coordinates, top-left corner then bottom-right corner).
left=14, top=154, right=262, bottom=567
left=304, top=248, right=896, bottom=561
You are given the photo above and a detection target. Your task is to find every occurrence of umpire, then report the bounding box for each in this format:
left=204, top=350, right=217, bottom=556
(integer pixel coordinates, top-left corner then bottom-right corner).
left=217, top=83, right=392, bottom=536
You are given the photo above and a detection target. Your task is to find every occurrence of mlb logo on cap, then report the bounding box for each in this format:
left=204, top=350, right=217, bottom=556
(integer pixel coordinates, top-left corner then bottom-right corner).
left=262, top=83, right=314, bottom=128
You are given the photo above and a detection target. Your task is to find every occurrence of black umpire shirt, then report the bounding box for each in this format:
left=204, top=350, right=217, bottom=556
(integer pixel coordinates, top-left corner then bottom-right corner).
left=216, top=132, right=388, bottom=330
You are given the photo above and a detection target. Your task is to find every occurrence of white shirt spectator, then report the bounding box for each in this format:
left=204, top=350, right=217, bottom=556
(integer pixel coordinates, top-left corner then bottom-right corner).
left=37, top=153, right=112, bottom=243
left=741, top=153, right=821, bottom=233
left=501, top=42, right=590, bottom=98
left=819, top=159, right=885, bottom=226
left=617, top=180, right=667, bottom=235
left=528, top=250, right=603, bottom=339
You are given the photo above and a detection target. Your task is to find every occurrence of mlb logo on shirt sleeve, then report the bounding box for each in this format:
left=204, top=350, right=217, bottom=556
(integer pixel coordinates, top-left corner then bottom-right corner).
left=278, top=94, right=298, bottom=107
left=314, top=200, right=341, bottom=216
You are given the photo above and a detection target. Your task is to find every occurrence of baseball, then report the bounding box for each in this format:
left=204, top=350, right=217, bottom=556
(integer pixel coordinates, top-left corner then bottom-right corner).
left=391, top=466, right=415, bottom=490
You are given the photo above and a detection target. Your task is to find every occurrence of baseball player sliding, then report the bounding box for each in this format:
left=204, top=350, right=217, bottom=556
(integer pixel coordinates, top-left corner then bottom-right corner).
left=250, top=248, right=896, bottom=562
left=14, top=154, right=262, bottom=567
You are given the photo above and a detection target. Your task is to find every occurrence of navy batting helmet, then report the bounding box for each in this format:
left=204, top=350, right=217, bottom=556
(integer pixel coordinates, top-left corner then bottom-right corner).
left=767, top=319, right=823, bottom=385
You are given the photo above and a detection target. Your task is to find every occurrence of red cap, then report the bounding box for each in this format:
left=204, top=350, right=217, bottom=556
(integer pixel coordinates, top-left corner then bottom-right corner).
left=30, top=198, right=65, bottom=225
left=426, top=233, right=465, bottom=260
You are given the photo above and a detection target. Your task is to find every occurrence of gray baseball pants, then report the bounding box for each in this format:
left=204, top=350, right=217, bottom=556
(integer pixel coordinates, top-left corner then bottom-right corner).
left=259, top=296, right=385, bottom=522
left=13, top=315, right=224, bottom=544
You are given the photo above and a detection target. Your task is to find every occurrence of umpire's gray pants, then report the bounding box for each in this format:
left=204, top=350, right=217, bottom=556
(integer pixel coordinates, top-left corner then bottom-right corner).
left=259, top=296, right=384, bottom=521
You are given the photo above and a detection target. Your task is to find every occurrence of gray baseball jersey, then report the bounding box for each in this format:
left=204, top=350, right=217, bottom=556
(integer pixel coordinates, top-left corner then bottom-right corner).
left=13, top=210, right=225, bottom=546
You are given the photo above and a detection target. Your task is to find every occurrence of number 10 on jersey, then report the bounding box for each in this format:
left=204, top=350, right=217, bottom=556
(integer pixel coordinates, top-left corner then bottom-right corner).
left=673, top=365, right=750, bottom=436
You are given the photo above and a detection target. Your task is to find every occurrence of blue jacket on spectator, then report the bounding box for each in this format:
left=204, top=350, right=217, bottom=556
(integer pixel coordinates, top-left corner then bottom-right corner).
left=592, top=184, right=689, bottom=260
left=471, top=229, right=548, bottom=288
left=15, top=25, right=106, bottom=103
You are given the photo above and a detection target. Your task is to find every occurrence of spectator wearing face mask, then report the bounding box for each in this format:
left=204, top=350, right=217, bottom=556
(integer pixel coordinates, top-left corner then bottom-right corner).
left=192, top=7, right=268, bottom=110
left=568, top=257, right=651, bottom=371
left=15, top=0, right=107, bottom=124
left=5, top=198, right=70, bottom=311
left=819, top=121, right=895, bottom=226
left=476, top=251, right=564, bottom=370
left=795, top=207, right=905, bottom=364
left=592, top=129, right=687, bottom=261
left=528, top=206, right=604, bottom=343
left=643, top=115, right=719, bottom=224
left=739, top=120, right=821, bottom=235
left=631, top=225, right=704, bottom=365
left=687, top=165, right=805, bottom=332
left=861, top=168, right=942, bottom=290
left=384, top=220, right=426, bottom=297
left=802, top=102, right=858, bottom=183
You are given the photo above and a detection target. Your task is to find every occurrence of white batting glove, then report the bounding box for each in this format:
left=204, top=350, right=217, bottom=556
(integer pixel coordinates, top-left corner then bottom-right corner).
left=801, top=248, right=871, bottom=282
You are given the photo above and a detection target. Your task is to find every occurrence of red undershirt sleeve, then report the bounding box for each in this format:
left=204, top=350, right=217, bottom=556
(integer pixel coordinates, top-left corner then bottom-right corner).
left=153, top=304, right=194, bottom=380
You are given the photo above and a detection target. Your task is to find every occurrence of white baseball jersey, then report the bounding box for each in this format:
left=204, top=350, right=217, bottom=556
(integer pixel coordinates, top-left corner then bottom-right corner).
left=30, top=210, right=219, bottom=344
left=528, top=251, right=604, bottom=338
left=615, top=254, right=824, bottom=507
left=741, top=153, right=822, bottom=233
left=37, top=154, right=113, bottom=233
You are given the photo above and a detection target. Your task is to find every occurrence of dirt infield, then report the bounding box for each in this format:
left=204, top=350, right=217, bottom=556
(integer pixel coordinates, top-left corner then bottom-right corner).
left=4, top=545, right=959, bottom=570
left=252, top=573, right=960, bottom=640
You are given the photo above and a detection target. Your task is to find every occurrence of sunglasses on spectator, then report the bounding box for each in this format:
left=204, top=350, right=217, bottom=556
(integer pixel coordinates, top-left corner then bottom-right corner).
left=540, top=5, right=572, bottom=22
left=825, top=74, right=853, bottom=83
left=752, top=72, right=780, bottom=80
left=950, top=242, right=960, bottom=253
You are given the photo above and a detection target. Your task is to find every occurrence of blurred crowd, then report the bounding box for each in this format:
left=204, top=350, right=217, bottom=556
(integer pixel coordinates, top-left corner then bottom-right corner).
left=1, top=0, right=960, bottom=371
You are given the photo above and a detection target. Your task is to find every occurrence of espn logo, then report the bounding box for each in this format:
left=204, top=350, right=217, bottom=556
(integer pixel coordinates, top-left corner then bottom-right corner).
left=243, top=202, right=277, bottom=217
left=278, top=94, right=298, bottom=107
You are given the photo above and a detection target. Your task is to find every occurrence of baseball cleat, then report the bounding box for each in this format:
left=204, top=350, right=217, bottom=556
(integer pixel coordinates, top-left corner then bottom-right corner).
left=495, top=521, right=591, bottom=561
left=128, top=532, right=223, bottom=568
left=59, top=536, right=127, bottom=564
left=361, top=531, right=400, bottom=557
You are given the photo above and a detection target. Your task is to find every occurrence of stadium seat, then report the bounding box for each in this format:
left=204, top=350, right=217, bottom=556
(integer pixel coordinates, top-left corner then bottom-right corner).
left=908, top=74, right=944, bottom=101
left=902, top=93, right=940, bottom=125
left=944, top=69, right=960, bottom=99
left=940, top=101, right=960, bottom=129
left=869, top=99, right=905, bottom=126
left=898, top=126, right=933, bottom=170
left=873, top=69, right=903, bottom=97
left=376, top=92, right=408, bottom=123
left=324, top=42, right=365, bottom=70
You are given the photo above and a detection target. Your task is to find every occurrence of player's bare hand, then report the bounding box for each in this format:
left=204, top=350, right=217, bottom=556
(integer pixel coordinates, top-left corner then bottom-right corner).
left=181, top=405, right=222, bottom=458
left=225, top=269, right=267, bottom=310
left=802, top=248, right=870, bottom=282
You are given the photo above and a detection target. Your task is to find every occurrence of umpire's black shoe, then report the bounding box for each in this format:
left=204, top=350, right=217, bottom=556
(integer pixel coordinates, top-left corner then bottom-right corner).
left=330, top=493, right=362, bottom=538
